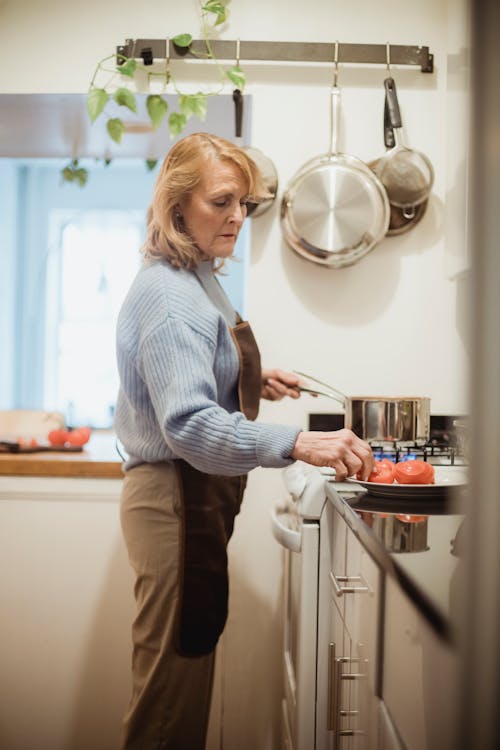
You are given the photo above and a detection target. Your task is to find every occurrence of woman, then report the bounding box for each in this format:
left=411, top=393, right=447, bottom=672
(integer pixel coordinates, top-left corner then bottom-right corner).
left=115, top=132, right=373, bottom=749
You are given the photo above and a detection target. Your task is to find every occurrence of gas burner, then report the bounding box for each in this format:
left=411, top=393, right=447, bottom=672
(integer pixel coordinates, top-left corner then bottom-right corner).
left=368, top=439, right=465, bottom=466
left=308, top=413, right=469, bottom=466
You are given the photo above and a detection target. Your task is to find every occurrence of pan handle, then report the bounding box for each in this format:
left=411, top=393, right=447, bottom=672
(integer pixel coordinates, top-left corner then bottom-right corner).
left=232, top=88, right=243, bottom=139
left=293, top=370, right=346, bottom=407
left=329, top=85, right=341, bottom=156
left=384, top=78, right=402, bottom=130
left=384, top=91, right=396, bottom=149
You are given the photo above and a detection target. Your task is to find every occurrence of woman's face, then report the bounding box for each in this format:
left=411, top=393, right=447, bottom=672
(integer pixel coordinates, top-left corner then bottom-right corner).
left=178, top=159, right=248, bottom=259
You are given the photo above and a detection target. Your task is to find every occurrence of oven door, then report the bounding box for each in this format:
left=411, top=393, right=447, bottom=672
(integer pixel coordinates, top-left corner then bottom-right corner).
left=272, top=508, right=320, bottom=750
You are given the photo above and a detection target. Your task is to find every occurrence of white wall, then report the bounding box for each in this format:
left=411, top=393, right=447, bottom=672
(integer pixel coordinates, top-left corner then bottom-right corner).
left=0, top=1, right=469, bottom=749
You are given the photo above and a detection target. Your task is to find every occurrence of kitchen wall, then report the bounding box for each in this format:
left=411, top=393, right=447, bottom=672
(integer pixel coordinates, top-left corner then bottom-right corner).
left=0, top=1, right=469, bottom=748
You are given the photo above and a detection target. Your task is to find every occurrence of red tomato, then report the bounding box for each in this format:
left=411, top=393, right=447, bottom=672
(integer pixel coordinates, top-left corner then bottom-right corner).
left=394, top=460, right=435, bottom=485
left=366, top=459, right=395, bottom=484
left=48, top=429, right=70, bottom=446
left=67, top=427, right=92, bottom=446
left=395, top=514, right=428, bottom=523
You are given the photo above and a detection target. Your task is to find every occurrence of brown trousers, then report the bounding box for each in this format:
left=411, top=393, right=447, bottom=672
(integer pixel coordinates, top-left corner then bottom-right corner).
left=120, top=462, right=215, bottom=750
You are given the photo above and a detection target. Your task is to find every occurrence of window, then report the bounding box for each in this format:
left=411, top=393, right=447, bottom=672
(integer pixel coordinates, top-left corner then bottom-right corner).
left=1, top=159, right=249, bottom=427
left=44, top=210, right=144, bottom=427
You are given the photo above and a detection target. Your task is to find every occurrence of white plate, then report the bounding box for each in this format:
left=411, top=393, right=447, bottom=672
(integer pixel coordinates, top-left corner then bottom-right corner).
left=346, top=466, right=467, bottom=500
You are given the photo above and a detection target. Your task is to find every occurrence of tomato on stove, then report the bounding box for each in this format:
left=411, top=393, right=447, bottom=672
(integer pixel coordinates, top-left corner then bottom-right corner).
left=365, top=459, right=395, bottom=484
left=394, top=460, right=435, bottom=485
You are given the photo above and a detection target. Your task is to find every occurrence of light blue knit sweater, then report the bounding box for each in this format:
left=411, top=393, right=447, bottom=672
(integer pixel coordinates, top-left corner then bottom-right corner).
left=114, top=258, right=301, bottom=475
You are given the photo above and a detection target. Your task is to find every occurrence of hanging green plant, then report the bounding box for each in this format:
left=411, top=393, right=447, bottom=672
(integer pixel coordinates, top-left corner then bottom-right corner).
left=61, top=159, right=89, bottom=187
left=63, top=0, right=245, bottom=186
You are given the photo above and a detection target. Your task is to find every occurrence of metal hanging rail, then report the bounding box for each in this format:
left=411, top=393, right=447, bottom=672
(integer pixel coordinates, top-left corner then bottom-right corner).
left=117, top=39, right=434, bottom=73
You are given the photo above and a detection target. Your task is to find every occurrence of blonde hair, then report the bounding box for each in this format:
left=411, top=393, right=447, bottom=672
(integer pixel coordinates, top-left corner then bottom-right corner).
left=142, top=132, right=270, bottom=269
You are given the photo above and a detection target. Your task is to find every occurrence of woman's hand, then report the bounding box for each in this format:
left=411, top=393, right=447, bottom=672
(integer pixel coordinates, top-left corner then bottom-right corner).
left=261, top=368, right=301, bottom=401
left=291, top=429, right=374, bottom=481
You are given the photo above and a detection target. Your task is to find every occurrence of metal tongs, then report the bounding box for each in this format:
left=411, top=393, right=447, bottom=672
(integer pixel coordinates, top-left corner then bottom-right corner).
left=293, top=370, right=346, bottom=406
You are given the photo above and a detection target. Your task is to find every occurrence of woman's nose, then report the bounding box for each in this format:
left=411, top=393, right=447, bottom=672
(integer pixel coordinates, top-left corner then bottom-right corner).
left=229, top=202, right=246, bottom=224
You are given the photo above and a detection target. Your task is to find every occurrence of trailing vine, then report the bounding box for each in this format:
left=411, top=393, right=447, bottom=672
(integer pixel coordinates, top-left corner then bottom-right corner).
left=61, top=0, right=245, bottom=186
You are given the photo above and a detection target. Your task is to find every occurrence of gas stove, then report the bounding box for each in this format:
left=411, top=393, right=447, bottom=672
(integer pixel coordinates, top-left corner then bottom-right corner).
left=309, top=413, right=468, bottom=466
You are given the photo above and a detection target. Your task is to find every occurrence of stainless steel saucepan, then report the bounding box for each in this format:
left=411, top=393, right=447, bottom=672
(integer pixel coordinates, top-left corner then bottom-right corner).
left=295, top=371, right=431, bottom=443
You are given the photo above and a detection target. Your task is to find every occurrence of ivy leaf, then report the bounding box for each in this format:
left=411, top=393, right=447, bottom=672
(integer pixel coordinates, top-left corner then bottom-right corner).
left=145, top=159, right=158, bottom=171
left=117, top=57, right=137, bottom=78
left=73, top=168, right=89, bottom=187
left=226, top=66, right=246, bottom=90
left=60, top=162, right=88, bottom=188
left=146, top=94, right=168, bottom=129
left=168, top=112, right=187, bottom=139
left=61, top=166, right=74, bottom=183
left=113, top=88, right=137, bottom=113
left=104, top=158, right=112, bottom=167
left=172, top=33, right=192, bottom=48
left=202, top=1, right=228, bottom=24
left=179, top=93, right=208, bottom=122
left=87, top=88, right=109, bottom=123
left=107, top=117, right=125, bottom=143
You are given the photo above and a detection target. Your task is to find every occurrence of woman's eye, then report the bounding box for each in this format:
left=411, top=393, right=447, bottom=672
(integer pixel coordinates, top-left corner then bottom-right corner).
left=213, top=199, right=228, bottom=207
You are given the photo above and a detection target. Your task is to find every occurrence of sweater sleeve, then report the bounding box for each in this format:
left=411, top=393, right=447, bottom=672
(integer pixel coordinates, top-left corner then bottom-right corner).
left=138, top=317, right=301, bottom=475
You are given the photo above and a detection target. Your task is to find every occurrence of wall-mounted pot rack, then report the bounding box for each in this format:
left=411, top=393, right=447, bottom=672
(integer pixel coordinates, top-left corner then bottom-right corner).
left=116, top=39, right=434, bottom=73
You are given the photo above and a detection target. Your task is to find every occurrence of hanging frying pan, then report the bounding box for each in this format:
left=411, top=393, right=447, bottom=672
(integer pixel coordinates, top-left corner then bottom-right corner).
left=373, top=77, right=434, bottom=216
left=280, top=80, right=390, bottom=268
left=232, top=89, right=278, bottom=217
left=368, top=90, right=428, bottom=235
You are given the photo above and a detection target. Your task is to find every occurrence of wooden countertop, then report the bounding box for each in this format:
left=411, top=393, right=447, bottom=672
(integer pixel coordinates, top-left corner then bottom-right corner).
left=0, top=433, right=124, bottom=479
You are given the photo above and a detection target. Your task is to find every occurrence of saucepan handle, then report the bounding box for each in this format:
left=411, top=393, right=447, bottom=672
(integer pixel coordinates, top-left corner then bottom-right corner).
left=293, top=370, right=347, bottom=407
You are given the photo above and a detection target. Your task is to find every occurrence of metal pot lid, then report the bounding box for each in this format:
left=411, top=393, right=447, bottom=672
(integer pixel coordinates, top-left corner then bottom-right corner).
left=281, top=155, right=390, bottom=267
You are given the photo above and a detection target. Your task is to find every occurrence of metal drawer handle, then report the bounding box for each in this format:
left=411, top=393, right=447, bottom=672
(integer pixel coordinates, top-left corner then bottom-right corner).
left=327, top=643, right=338, bottom=732
left=328, top=644, right=365, bottom=742
left=330, top=571, right=369, bottom=597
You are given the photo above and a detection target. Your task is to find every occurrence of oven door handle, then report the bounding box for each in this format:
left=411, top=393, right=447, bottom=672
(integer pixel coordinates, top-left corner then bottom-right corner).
left=271, top=508, right=302, bottom=552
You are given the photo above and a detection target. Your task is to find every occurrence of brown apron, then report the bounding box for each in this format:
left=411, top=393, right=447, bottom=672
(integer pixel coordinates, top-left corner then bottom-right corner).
left=174, top=317, right=261, bottom=657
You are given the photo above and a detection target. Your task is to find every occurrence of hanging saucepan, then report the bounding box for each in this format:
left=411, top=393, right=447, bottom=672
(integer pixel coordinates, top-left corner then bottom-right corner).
left=373, top=77, right=434, bottom=219
left=232, top=89, right=278, bottom=217
left=294, top=371, right=431, bottom=443
left=280, top=77, right=390, bottom=268
left=368, top=89, right=428, bottom=235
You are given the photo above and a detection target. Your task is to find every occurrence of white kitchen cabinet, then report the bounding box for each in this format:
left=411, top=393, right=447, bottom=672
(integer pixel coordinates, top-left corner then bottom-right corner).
left=382, top=576, right=460, bottom=749
left=327, top=505, right=382, bottom=750
left=0, top=476, right=134, bottom=750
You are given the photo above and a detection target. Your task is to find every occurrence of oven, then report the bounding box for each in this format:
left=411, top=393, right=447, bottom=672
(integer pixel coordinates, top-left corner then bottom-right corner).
left=272, top=421, right=467, bottom=750
left=272, top=464, right=326, bottom=749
